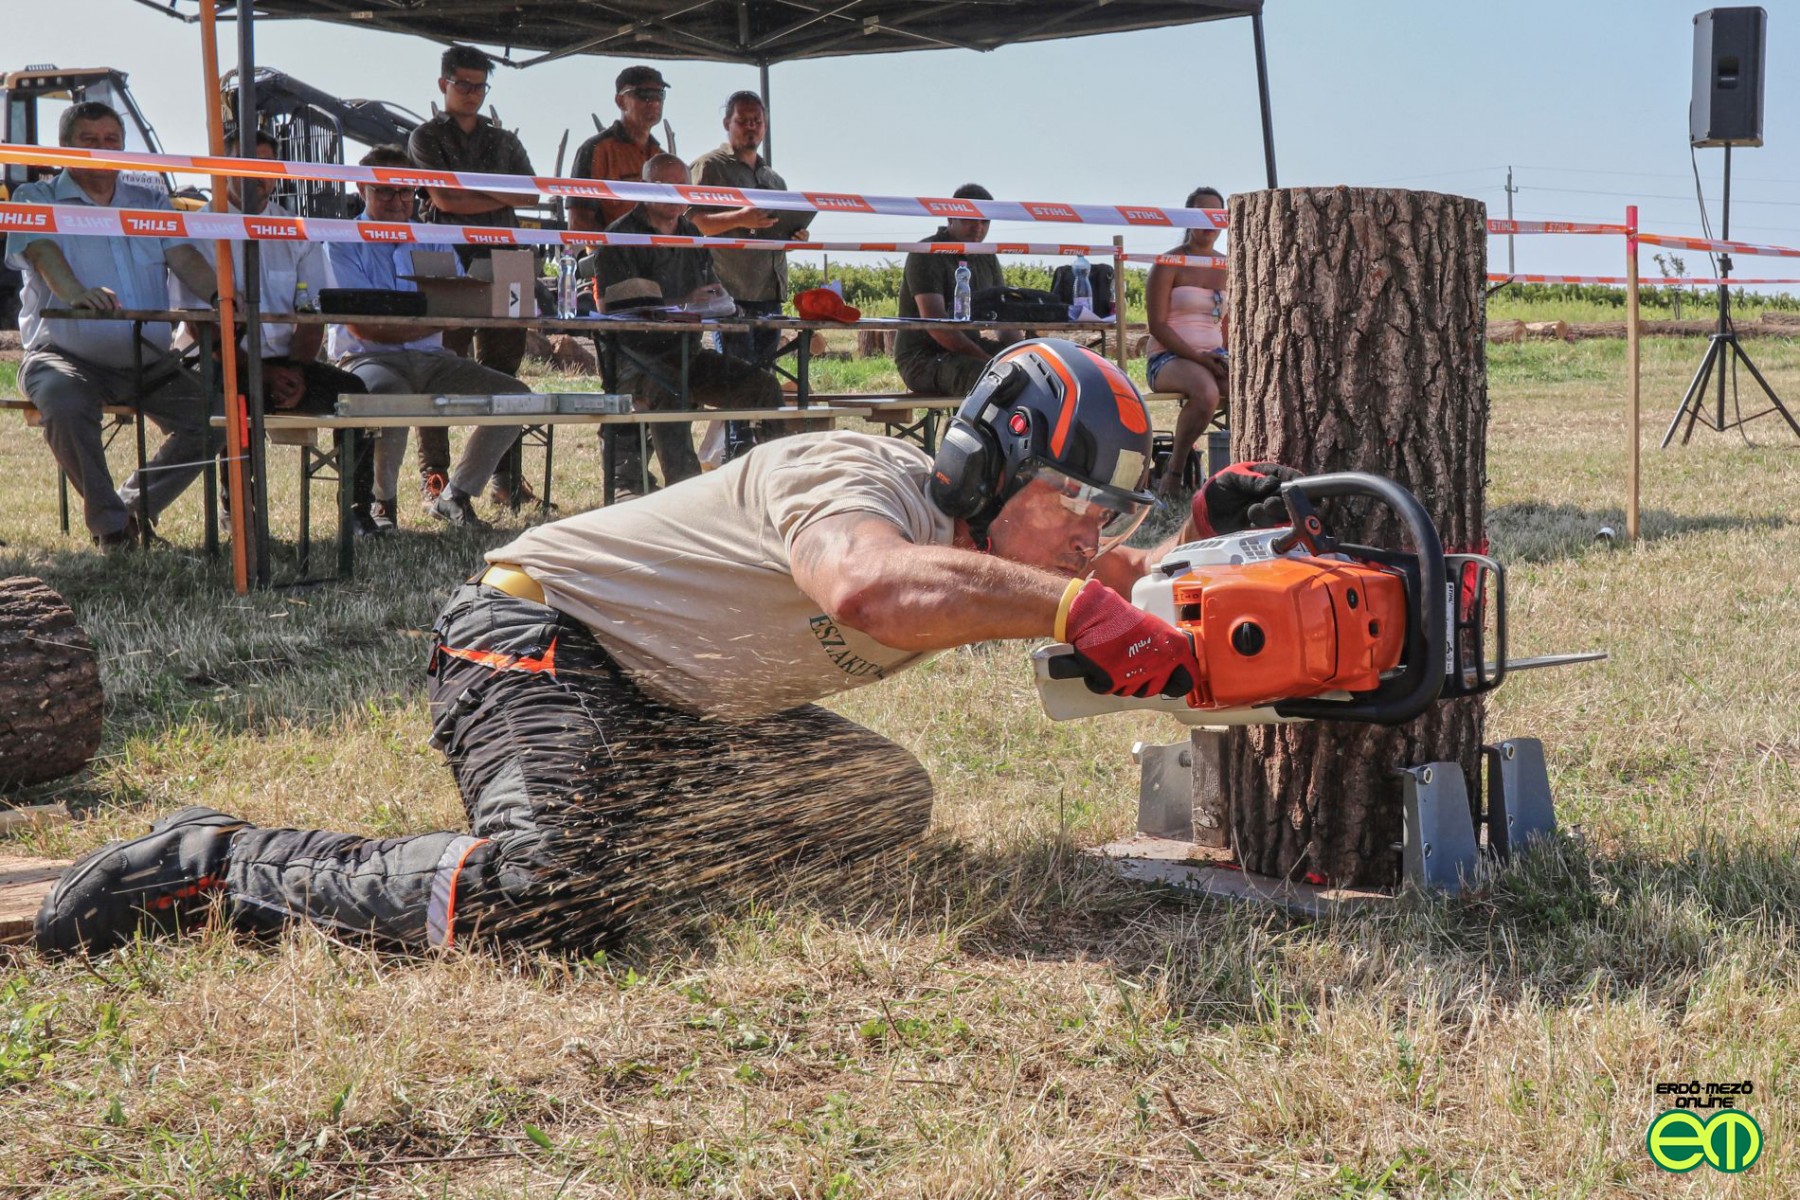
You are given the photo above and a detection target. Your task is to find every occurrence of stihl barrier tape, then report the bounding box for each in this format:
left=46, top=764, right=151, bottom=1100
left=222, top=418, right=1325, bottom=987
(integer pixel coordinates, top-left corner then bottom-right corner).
left=0, top=143, right=1652, bottom=240
left=0, top=143, right=1230, bottom=231
left=0, top=203, right=1142, bottom=257
left=1491, top=274, right=1800, bottom=286
left=1635, top=231, right=1800, bottom=260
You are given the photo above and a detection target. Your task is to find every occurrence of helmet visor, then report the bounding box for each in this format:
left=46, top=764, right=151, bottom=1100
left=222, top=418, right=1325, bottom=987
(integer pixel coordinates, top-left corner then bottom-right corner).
left=1017, top=462, right=1153, bottom=556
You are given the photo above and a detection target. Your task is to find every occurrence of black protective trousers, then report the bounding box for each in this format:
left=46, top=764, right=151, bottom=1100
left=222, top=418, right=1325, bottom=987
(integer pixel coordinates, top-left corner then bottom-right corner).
left=223, top=582, right=934, bottom=952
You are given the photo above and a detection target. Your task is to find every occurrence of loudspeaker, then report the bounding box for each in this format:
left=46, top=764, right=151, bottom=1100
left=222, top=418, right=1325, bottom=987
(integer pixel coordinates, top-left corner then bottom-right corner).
left=1691, top=7, right=1766, bottom=148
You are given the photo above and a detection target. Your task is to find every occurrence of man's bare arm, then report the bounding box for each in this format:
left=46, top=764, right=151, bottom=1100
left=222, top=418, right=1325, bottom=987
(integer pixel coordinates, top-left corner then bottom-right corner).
left=789, top=512, right=1069, bottom=651
left=22, top=240, right=118, bottom=310
left=165, top=245, right=217, bottom=307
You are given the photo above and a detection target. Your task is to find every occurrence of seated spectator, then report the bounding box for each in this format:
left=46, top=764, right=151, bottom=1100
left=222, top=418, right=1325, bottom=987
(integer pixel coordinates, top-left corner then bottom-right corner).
left=688, top=90, right=813, bottom=365
left=894, top=183, right=1020, bottom=397
left=595, top=153, right=781, bottom=494
left=1145, top=186, right=1229, bottom=496
left=408, top=43, right=540, bottom=511
left=568, top=65, right=668, bottom=232
left=5, top=101, right=221, bottom=548
left=325, top=145, right=526, bottom=530
left=176, top=128, right=379, bottom=535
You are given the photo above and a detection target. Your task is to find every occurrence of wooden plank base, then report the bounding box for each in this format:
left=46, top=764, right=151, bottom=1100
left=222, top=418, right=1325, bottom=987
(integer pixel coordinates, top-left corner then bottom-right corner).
left=1087, top=835, right=1390, bottom=918
left=0, top=856, right=70, bottom=945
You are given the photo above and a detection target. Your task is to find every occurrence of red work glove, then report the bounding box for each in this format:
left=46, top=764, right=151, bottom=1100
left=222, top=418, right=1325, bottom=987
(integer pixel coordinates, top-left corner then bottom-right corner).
left=1058, top=579, right=1199, bottom=699
left=1191, top=461, right=1302, bottom=538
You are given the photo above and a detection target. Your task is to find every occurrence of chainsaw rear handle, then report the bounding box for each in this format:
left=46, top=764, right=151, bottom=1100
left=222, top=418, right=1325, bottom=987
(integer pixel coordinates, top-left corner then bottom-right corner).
left=1268, top=472, right=1448, bottom=726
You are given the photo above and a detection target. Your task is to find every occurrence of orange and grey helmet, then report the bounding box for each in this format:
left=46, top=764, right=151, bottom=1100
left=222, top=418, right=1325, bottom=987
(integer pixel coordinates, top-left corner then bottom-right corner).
left=930, top=338, right=1156, bottom=551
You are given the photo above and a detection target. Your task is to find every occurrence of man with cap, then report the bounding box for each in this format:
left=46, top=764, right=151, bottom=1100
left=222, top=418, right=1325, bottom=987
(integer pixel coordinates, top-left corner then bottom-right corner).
left=567, top=66, right=670, bottom=232
left=895, top=182, right=1021, bottom=398
left=593, top=153, right=782, bottom=493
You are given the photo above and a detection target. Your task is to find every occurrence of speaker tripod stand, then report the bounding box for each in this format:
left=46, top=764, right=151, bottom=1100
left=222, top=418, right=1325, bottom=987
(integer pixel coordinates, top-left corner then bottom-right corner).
left=1662, top=145, right=1800, bottom=447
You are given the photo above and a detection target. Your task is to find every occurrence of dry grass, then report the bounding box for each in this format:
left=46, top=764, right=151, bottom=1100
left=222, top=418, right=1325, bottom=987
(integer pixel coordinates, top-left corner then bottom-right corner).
left=2, top=338, right=1800, bottom=1197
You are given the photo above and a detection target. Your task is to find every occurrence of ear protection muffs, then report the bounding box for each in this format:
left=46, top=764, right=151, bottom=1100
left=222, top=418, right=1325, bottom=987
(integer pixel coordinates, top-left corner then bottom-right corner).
left=929, top=362, right=1030, bottom=520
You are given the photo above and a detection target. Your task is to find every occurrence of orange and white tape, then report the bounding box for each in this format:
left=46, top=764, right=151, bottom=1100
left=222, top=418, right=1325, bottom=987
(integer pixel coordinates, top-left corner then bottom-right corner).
left=0, top=202, right=1148, bottom=258
left=1486, top=219, right=1628, bottom=236
left=1492, top=273, right=1800, bottom=286
left=0, top=142, right=1231, bottom=231
left=1635, top=231, right=1800, bottom=260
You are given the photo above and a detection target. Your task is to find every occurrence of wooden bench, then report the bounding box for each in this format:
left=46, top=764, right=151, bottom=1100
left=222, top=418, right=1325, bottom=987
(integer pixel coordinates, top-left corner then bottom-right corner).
left=228, top=400, right=874, bottom=581
left=4, top=397, right=219, bottom=550
left=803, top=393, right=961, bottom=452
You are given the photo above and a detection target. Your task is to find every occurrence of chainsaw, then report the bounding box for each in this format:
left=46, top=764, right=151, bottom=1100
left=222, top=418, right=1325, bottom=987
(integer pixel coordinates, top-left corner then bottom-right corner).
left=1033, top=472, right=1603, bottom=728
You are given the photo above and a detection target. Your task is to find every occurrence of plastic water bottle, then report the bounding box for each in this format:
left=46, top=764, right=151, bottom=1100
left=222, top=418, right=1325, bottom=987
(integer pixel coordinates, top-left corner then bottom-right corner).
left=1070, top=255, right=1093, bottom=318
left=952, top=259, right=972, bottom=322
left=556, top=249, right=579, bottom=319
left=293, top=280, right=315, bottom=313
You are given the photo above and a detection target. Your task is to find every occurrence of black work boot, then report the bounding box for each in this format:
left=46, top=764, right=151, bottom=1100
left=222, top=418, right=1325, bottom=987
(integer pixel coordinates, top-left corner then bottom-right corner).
left=35, top=806, right=250, bottom=957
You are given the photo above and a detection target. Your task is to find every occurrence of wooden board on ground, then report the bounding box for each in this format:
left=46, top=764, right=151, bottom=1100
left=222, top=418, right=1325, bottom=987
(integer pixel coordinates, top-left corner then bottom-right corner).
left=1087, top=835, right=1390, bottom=918
left=0, top=855, right=70, bottom=945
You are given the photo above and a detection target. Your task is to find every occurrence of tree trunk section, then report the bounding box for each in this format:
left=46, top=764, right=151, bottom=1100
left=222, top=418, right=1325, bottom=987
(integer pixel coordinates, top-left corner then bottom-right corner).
left=1225, top=188, right=1488, bottom=888
left=0, top=577, right=103, bottom=789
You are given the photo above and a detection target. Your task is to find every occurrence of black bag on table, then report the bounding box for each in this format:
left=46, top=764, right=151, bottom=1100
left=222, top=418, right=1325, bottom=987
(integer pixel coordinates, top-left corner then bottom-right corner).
left=970, top=286, right=1069, bottom=323
left=1048, top=262, right=1115, bottom=317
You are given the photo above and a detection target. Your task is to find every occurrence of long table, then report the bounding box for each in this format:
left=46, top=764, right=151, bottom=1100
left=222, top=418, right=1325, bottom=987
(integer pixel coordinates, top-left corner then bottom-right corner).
left=39, top=306, right=1118, bottom=579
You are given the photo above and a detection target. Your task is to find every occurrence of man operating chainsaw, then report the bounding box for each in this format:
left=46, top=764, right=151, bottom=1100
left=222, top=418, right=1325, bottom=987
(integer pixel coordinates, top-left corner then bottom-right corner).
left=37, top=339, right=1294, bottom=957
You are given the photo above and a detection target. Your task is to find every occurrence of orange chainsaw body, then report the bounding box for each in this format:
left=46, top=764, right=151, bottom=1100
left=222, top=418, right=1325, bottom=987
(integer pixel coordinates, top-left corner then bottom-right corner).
left=1169, top=556, right=1408, bottom=710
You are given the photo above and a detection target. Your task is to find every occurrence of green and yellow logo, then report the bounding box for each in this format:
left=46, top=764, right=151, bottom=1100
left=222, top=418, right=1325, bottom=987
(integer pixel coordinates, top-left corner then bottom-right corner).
left=1646, top=1108, right=1763, bottom=1173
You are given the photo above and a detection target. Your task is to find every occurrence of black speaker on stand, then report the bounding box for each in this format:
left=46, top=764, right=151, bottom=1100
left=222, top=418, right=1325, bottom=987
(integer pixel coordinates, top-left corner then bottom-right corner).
left=1662, top=6, right=1799, bottom=446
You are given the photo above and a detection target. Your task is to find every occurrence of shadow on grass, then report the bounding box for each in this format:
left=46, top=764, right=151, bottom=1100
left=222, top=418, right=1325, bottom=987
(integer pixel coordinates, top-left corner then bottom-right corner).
left=693, top=826, right=1800, bottom=1033
left=1488, top=501, right=1787, bottom=563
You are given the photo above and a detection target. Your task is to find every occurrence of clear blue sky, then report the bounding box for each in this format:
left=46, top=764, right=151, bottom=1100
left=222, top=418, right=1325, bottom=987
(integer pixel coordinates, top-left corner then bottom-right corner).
left=9, top=0, right=1798, bottom=284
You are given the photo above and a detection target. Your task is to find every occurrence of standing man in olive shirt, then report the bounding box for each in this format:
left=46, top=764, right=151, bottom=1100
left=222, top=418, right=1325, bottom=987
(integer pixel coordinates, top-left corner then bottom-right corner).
left=596, top=154, right=781, bottom=491
left=567, top=66, right=668, bottom=233
left=895, top=182, right=1020, bottom=397
left=688, top=90, right=814, bottom=365
left=408, top=44, right=539, bottom=509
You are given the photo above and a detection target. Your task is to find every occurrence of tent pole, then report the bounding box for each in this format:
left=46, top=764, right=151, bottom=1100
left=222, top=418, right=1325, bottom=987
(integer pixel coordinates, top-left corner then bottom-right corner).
left=199, top=0, right=250, bottom=593
left=1251, top=10, right=1277, bottom=188
left=236, top=4, right=271, bottom=587
left=759, top=60, right=772, bottom=166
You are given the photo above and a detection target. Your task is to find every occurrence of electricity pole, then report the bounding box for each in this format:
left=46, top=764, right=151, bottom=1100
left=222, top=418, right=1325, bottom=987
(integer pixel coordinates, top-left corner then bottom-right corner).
left=1505, top=166, right=1517, bottom=275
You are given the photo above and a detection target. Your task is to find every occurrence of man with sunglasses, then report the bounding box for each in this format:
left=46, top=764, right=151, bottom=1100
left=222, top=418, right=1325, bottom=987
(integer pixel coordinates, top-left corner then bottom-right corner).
left=36, top=340, right=1293, bottom=958
left=567, top=66, right=670, bottom=232
left=407, top=44, right=540, bottom=512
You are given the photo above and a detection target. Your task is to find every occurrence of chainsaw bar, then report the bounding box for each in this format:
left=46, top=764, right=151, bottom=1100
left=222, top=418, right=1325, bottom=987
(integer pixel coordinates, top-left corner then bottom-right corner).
left=1487, top=651, right=1608, bottom=674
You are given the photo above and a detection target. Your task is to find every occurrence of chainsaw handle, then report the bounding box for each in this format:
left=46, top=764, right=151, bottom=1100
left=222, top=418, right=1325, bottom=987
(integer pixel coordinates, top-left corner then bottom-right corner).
left=1269, top=472, right=1449, bottom=726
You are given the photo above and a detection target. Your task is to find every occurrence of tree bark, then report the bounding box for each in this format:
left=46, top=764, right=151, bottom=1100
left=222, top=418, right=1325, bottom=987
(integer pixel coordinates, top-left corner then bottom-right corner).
left=0, top=577, right=103, bottom=789
left=1224, top=188, right=1489, bottom=888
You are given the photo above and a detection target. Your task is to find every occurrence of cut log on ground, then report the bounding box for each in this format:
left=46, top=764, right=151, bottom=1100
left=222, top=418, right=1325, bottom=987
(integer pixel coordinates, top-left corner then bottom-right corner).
left=0, top=577, right=104, bottom=789
left=1225, top=187, right=1489, bottom=888
left=0, top=855, right=70, bottom=944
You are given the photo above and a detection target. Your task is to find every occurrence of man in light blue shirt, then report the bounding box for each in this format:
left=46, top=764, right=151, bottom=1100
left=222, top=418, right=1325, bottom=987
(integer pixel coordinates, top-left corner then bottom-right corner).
left=5, top=102, right=221, bottom=546
left=325, top=144, right=526, bottom=530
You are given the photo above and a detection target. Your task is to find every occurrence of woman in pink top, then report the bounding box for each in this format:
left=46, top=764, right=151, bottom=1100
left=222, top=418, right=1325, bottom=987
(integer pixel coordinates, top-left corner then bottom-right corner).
left=1144, top=186, right=1228, bottom=496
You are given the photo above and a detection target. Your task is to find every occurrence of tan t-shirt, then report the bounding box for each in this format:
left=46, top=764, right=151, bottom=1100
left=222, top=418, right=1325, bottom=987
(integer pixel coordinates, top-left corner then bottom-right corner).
left=486, top=432, right=956, bottom=721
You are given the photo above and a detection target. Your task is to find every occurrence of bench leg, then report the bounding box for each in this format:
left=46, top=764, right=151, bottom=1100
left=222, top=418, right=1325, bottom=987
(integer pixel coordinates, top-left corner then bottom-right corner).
left=58, top=468, right=70, bottom=536
left=297, top=442, right=312, bottom=577
left=337, top=430, right=357, bottom=581
left=540, top=424, right=555, bottom=515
